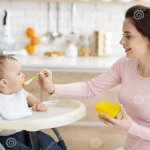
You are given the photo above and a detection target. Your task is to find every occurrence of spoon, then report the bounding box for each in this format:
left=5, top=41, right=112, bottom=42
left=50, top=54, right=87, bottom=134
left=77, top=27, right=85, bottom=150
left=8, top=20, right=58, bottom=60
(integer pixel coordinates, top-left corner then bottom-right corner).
left=70, top=3, right=76, bottom=35
left=22, top=74, right=39, bottom=87
left=41, top=2, right=54, bottom=44
left=52, top=2, right=62, bottom=39
left=22, top=72, right=48, bottom=87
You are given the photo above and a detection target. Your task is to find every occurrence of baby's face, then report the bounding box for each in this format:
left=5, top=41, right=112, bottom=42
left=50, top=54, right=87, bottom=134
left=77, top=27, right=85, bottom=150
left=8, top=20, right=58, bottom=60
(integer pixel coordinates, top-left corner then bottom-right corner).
left=4, top=60, right=25, bottom=92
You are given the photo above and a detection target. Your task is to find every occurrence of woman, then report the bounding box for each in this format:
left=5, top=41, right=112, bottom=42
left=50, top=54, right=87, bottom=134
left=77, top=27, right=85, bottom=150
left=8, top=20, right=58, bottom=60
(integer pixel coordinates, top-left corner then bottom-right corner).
left=38, top=5, right=150, bottom=150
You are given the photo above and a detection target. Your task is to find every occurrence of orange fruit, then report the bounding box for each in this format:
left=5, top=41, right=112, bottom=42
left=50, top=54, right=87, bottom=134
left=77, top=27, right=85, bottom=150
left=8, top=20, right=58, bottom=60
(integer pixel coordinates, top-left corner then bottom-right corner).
left=26, top=28, right=35, bottom=38
left=25, top=44, right=35, bottom=55
left=31, top=36, right=40, bottom=45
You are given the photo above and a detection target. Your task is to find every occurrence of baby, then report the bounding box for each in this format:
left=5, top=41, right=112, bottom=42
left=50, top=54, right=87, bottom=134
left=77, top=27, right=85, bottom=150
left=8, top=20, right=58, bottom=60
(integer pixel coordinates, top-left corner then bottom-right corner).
left=0, top=55, right=47, bottom=120
left=0, top=55, right=61, bottom=150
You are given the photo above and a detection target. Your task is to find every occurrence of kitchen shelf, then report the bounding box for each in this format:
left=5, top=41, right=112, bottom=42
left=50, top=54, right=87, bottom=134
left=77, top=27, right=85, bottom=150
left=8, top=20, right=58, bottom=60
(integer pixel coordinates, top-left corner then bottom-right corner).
left=16, top=55, right=121, bottom=72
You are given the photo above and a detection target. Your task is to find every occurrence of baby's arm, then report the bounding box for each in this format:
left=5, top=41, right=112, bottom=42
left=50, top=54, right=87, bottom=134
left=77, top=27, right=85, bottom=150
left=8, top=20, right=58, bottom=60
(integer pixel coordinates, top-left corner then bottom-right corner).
left=26, top=93, right=47, bottom=111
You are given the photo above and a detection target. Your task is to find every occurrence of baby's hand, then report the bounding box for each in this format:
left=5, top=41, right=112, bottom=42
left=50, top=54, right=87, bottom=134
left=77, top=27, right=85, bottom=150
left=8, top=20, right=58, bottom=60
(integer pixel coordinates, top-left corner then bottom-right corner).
left=32, top=102, right=48, bottom=112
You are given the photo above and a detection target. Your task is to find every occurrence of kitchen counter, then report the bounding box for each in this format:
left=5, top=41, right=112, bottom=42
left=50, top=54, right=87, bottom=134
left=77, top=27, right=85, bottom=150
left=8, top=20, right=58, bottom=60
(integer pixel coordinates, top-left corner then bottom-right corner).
left=17, top=55, right=122, bottom=72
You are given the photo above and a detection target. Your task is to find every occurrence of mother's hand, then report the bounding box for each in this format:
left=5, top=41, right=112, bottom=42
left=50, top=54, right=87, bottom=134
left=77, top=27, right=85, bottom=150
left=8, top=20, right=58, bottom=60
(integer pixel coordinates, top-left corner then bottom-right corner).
left=99, top=105, right=134, bottom=131
left=38, top=69, right=55, bottom=94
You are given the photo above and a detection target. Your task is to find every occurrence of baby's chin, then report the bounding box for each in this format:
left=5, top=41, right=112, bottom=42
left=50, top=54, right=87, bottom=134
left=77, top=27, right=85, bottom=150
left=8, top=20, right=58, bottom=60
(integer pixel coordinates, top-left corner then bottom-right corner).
left=20, top=86, right=24, bottom=90
left=14, top=87, right=24, bottom=93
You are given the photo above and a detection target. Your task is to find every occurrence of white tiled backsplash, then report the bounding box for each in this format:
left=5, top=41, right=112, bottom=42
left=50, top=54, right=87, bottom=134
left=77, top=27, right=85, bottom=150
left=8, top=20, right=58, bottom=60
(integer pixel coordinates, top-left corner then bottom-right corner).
left=0, top=0, right=149, bottom=56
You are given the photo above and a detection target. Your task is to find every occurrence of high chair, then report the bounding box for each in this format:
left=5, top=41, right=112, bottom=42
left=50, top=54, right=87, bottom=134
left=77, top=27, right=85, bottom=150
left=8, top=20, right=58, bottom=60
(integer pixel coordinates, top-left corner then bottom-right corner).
left=0, top=99, right=86, bottom=150
left=27, top=128, right=67, bottom=150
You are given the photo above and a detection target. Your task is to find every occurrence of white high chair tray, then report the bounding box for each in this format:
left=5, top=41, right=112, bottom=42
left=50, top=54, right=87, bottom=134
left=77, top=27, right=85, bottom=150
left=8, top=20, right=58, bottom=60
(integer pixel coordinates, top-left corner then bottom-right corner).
left=0, top=100, right=86, bottom=131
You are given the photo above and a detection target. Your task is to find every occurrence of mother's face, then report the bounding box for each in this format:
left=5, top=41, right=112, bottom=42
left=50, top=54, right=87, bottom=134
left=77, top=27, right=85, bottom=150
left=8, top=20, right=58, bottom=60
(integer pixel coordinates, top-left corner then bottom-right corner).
left=120, top=18, right=150, bottom=58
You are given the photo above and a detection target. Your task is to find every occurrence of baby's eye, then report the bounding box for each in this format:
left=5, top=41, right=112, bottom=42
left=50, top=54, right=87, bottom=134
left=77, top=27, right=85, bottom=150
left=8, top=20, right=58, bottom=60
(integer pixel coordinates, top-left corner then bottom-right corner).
left=18, top=72, right=21, bottom=75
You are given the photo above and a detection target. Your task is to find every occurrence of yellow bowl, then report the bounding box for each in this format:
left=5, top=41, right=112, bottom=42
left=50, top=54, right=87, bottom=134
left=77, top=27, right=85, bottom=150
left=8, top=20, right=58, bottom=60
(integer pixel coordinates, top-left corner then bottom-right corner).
left=95, top=101, right=120, bottom=119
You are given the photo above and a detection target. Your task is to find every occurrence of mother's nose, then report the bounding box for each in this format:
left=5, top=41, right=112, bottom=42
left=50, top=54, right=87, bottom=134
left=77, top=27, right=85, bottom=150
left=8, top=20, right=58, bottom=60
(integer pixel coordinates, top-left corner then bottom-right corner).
left=120, top=37, right=126, bottom=45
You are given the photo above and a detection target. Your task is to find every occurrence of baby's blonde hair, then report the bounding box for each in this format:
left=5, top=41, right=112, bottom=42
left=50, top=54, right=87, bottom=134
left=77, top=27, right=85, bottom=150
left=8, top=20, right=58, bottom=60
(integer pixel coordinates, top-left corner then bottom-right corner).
left=0, top=55, right=17, bottom=79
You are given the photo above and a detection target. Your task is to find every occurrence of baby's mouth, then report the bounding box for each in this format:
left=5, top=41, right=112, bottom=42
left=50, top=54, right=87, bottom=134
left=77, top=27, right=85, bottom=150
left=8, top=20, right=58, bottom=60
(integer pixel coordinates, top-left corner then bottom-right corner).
left=125, top=48, right=132, bottom=52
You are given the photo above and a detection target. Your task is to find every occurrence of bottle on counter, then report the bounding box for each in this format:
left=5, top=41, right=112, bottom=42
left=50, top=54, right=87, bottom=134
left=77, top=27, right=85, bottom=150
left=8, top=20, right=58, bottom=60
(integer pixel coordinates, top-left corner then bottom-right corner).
left=64, top=39, right=78, bottom=58
left=92, top=31, right=105, bottom=57
left=78, top=35, right=91, bottom=57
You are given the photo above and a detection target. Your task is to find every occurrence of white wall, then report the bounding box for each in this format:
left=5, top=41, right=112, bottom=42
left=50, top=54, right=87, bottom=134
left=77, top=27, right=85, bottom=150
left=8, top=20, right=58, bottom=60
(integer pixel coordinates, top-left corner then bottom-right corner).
left=0, top=0, right=149, bottom=56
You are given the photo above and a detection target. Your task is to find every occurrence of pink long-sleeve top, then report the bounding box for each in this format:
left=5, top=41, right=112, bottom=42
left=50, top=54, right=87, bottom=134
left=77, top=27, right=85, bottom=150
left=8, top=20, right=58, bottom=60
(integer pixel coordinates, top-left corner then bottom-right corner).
left=54, top=57, right=150, bottom=150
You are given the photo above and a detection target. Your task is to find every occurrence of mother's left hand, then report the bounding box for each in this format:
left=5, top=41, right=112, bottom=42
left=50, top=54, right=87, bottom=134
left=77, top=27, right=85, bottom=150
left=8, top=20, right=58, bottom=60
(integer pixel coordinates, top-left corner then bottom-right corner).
left=99, top=105, right=134, bottom=131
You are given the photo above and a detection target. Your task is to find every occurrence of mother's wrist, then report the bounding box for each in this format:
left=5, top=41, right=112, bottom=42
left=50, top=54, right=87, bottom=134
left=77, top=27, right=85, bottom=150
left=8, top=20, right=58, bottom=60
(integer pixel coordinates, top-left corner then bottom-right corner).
left=48, top=84, right=55, bottom=95
left=127, top=120, right=134, bottom=131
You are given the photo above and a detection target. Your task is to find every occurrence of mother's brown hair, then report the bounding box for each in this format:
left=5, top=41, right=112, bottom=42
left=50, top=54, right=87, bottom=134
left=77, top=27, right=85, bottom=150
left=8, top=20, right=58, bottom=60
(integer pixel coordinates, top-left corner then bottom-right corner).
left=125, top=5, right=150, bottom=41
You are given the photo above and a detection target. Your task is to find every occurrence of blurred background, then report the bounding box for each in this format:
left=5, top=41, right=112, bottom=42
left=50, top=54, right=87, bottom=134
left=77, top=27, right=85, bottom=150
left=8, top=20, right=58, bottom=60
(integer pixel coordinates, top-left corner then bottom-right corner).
left=0, top=0, right=149, bottom=56
left=0, top=0, right=149, bottom=149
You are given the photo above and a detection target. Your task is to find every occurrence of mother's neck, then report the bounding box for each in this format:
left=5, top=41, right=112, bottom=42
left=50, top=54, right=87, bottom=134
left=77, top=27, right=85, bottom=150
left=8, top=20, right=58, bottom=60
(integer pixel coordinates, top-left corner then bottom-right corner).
left=137, top=55, right=150, bottom=76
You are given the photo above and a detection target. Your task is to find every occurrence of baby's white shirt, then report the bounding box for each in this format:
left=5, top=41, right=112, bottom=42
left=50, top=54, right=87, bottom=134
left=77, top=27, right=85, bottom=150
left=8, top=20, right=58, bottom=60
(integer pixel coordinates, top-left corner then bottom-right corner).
left=0, top=89, right=32, bottom=136
left=0, top=89, right=32, bottom=120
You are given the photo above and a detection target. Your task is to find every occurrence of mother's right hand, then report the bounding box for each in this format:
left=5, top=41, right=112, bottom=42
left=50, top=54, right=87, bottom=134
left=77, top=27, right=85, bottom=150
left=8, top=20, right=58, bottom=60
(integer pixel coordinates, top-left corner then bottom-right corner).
left=38, top=69, right=55, bottom=94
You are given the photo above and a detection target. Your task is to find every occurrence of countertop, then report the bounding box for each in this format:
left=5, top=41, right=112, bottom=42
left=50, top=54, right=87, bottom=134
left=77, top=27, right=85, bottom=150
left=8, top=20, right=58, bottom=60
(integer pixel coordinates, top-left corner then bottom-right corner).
left=17, top=55, right=122, bottom=72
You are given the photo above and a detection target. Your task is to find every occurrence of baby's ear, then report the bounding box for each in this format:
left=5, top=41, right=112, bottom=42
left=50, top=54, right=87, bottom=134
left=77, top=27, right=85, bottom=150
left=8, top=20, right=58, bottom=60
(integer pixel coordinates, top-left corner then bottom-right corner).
left=0, top=79, right=8, bottom=87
